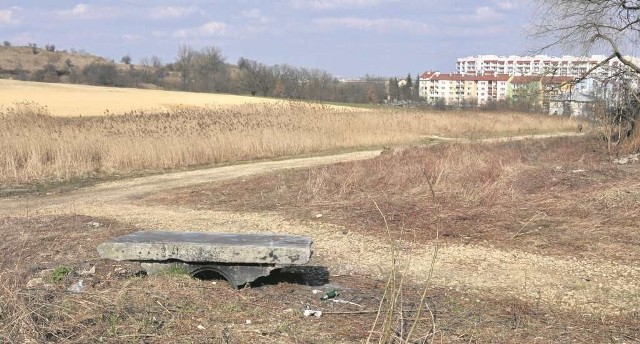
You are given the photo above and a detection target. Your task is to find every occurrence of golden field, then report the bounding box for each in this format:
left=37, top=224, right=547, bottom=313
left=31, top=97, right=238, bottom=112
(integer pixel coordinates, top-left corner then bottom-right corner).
left=0, top=80, right=584, bottom=187
left=0, top=79, right=284, bottom=116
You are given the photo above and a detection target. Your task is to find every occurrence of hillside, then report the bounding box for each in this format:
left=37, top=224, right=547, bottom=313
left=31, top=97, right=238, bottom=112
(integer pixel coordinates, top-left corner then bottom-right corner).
left=0, top=45, right=112, bottom=76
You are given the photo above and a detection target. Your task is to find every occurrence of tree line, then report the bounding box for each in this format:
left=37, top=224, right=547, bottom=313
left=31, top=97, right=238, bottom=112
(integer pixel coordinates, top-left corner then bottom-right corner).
left=6, top=43, right=421, bottom=105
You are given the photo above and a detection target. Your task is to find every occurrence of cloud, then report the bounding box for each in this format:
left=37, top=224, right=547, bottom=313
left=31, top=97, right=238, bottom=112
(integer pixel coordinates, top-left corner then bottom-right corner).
left=312, top=17, right=431, bottom=34
left=149, top=6, right=200, bottom=20
left=57, top=3, right=88, bottom=16
left=290, top=0, right=387, bottom=10
left=122, top=34, right=143, bottom=43
left=494, top=0, right=518, bottom=11
left=71, top=4, right=88, bottom=14
left=240, top=8, right=272, bottom=22
left=0, top=8, right=21, bottom=25
left=173, top=21, right=227, bottom=38
left=458, top=6, right=504, bottom=22
left=55, top=3, right=120, bottom=20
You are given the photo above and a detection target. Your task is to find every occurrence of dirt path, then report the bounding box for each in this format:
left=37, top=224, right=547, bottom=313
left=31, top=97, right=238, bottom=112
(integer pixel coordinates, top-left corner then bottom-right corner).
left=4, top=132, right=636, bottom=316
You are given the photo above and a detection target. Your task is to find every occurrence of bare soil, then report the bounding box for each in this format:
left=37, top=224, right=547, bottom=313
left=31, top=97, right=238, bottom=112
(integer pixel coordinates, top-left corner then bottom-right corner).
left=1, top=134, right=638, bottom=343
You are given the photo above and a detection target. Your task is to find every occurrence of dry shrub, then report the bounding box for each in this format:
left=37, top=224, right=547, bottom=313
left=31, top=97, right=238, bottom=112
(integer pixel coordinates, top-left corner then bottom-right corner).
left=160, top=136, right=640, bottom=262
left=0, top=101, right=580, bottom=186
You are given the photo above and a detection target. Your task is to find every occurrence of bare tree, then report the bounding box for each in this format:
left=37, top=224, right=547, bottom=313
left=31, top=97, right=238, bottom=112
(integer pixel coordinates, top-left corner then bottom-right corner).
left=533, top=0, right=640, bottom=151
left=238, top=57, right=274, bottom=96
left=533, top=0, right=640, bottom=73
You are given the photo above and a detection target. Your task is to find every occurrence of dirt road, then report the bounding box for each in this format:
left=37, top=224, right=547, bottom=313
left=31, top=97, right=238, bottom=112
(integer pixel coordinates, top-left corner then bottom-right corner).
left=2, top=133, right=637, bottom=317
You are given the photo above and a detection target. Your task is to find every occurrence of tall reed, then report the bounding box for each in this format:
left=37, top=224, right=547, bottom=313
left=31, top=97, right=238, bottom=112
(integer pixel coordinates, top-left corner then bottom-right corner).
left=0, top=101, right=581, bottom=186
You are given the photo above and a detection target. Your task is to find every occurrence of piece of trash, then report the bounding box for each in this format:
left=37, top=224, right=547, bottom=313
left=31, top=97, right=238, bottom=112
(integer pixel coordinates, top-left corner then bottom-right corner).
left=311, top=289, right=322, bottom=295
left=320, top=290, right=339, bottom=300
left=303, top=309, right=323, bottom=317
left=245, top=319, right=252, bottom=325
left=26, top=277, right=44, bottom=288
left=614, top=154, right=639, bottom=165
left=80, top=266, right=96, bottom=276
left=314, top=214, right=323, bottom=218
left=68, top=279, right=85, bottom=293
left=331, top=299, right=362, bottom=307
left=197, top=325, right=206, bottom=330
left=87, top=221, right=102, bottom=228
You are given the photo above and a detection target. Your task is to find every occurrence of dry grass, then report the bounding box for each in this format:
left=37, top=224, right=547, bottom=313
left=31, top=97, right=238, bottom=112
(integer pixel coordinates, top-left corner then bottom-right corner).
left=0, top=46, right=109, bottom=74
left=0, top=100, right=581, bottom=187
left=1, top=215, right=636, bottom=343
left=155, top=136, right=640, bottom=264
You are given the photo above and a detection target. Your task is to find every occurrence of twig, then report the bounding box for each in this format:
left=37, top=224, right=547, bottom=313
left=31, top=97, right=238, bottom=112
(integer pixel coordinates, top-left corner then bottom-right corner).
left=324, top=310, right=379, bottom=315
left=405, top=173, right=441, bottom=342
left=511, top=212, right=546, bottom=238
left=156, top=300, right=172, bottom=316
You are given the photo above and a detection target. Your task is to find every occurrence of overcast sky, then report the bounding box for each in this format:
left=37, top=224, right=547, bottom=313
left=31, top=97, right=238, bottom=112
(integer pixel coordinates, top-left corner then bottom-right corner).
left=0, top=0, right=536, bottom=78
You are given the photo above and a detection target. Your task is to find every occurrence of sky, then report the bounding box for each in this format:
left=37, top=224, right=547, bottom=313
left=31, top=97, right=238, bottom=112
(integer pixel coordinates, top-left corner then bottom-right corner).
left=0, top=0, right=536, bottom=78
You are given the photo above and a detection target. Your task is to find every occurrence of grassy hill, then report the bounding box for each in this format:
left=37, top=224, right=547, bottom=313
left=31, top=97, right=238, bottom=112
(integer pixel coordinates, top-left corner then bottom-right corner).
left=0, top=45, right=112, bottom=77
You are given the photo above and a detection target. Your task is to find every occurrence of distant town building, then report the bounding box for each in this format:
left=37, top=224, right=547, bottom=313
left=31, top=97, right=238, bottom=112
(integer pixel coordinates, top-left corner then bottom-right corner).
left=419, top=72, right=510, bottom=105
left=417, top=54, right=640, bottom=115
left=456, top=54, right=640, bottom=78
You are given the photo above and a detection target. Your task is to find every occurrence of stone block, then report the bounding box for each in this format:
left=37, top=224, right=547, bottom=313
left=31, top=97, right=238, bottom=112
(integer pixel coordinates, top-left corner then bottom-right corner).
left=97, top=230, right=313, bottom=265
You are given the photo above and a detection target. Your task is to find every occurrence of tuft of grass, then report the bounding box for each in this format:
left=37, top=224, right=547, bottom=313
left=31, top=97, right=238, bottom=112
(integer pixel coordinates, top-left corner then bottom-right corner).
left=159, top=264, right=190, bottom=277
left=50, top=266, right=73, bottom=283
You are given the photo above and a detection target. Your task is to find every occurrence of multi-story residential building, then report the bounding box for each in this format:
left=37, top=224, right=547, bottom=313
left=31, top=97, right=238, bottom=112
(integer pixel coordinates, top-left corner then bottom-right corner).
left=419, top=72, right=509, bottom=105
left=456, top=55, right=640, bottom=78
left=419, top=54, right=640, bottom=114
left=507, top=75, right=575, bottom=111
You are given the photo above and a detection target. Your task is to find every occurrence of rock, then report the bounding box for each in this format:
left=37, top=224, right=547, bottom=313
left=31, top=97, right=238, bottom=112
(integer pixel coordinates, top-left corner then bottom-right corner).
left=97, top=231, right=313, bottom=265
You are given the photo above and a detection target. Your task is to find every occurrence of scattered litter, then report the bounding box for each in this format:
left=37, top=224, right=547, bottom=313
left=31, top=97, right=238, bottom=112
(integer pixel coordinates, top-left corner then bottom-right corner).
left=314, top=214, right=323, bottom=218
left=26, top=277, right=44, bottom=288
left=303, top=309, right=323, bottom=317
left=197, top=325, right=206, bottom=330
left=80, top=266, right=96, bottom=276
left=87, top=221, right=102, bottom=228
left=67, top=279, right=85, bottom=293
left=245, top=319, right=252, bottom=325
left=571, top=169, right=587, bottom=173
left=311, top=289, right=322, bottom=295
left=331, top=299, right=362, bottom=307
left=320, top=290, right=339, bottom=300
left=614, top=154, right=639, bottom=165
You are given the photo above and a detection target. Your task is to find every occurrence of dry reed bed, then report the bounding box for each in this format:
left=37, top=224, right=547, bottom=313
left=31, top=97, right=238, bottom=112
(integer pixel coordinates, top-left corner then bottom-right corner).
left=0, top=102, right=579, bottom=186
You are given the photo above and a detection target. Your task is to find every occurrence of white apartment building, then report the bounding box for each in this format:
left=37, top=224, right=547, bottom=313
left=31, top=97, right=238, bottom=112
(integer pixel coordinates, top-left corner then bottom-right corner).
left=456, top=55, right=639, bottom=77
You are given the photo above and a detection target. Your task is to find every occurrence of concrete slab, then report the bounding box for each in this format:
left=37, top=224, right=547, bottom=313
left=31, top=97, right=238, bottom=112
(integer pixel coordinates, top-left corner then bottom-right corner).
left=97, top=231, right=313, bottom=265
